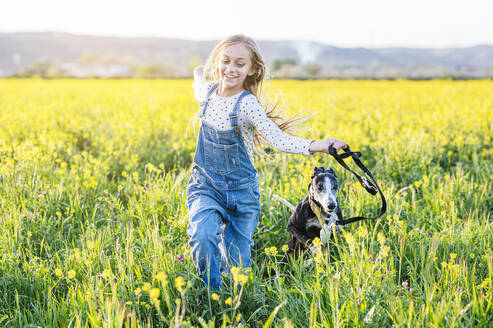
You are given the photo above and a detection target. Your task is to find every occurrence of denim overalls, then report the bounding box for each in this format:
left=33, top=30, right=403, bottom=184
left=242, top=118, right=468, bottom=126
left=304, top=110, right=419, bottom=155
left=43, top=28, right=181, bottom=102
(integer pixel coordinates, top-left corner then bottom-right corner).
left=185, top=84, right=261, bottom=290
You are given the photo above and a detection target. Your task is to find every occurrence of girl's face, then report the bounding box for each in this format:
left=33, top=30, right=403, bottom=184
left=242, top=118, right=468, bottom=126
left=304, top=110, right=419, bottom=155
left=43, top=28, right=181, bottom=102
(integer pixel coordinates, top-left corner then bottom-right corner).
left=219, top=43, right=256, bottom=92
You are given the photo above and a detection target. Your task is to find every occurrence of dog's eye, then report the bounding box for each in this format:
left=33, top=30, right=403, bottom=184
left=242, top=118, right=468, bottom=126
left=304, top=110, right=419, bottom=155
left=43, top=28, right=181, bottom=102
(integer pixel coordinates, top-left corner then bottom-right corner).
left=333, top=185, right=338, bottom=190
left=317, top=185, right=324, bottom=191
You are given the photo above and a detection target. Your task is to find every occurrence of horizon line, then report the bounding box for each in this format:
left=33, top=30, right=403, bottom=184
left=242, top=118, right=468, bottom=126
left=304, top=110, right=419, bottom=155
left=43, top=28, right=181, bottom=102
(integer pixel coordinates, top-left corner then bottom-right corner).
left=1, top=30, right=492, bottom=50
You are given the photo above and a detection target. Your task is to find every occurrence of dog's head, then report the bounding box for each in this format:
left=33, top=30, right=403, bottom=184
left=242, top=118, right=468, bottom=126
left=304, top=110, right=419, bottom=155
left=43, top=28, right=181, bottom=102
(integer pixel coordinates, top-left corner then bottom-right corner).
left=309, top=166, right=339, bottom=216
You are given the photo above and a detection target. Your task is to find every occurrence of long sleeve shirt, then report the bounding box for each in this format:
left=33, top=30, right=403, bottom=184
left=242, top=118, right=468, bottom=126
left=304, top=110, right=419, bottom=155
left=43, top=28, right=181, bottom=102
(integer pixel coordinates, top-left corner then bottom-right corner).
left=193, top=74, right=313, bottom=165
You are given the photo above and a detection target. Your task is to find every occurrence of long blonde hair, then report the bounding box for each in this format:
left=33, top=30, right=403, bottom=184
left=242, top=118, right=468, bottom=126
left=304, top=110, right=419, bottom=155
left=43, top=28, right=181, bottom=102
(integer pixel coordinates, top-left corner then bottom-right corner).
left=204, top=34, right=309, bottom=149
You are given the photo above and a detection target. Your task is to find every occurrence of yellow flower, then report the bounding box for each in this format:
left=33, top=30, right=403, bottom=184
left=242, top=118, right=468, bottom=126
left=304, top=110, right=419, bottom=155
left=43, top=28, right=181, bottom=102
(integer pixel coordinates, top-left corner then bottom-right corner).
left=54, top=268, right=63, bottom=277
left=379, top=245, right=391, bottom=259
left=175, top=276, right=185, bottom=292
left=377, top=232, right=386, bottom=245
left=67, top=270, right=76, bottom=279
left=314, top=251, right=324, bottom=264
left=312, top=237, right=322, bottom=249
left=142, top=283, right=151, bottom=292
left=345, top=233, right=356, bottom=249
left=281, top=244, right=289, bottom=253
left=478, top=278, right=490, bottom=290
left=155, top=271, right=168, bottom=284
left=236, top=313, right=242, bottom=322
left=230, top=267, right=240, bottom=277
left=265, top=246, right=278, bottom=256
left=149, top=288, right=160, bottom=300
left=225, top=297, right=232, bottom=306
left=211, top=293, right=220, bottom=301
left=134, top=288, right=142, bottom=296
left=102, top=269, right=112, bottom=279
left=357, top=226, right=368, bottom=239
left=27, top=231, right=32, bottom=238
left=236, top=274, right=248, bottom=286
left=450, top=253, right=457, bottom=261
left=86, top=240, right=95, bottom=250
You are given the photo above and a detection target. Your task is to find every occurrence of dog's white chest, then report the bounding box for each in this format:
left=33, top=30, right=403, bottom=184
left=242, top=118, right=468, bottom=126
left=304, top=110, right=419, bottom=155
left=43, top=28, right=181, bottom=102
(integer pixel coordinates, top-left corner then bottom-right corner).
left=306, top=211, right=338, bottom=231
left=305, top=216, right=323, bottom=230
left=327, top=211, right=338, bottom=225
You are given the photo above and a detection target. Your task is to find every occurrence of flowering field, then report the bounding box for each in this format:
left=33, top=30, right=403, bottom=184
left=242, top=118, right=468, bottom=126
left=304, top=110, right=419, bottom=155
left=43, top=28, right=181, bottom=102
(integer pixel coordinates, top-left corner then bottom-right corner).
left=0, top=78, right=492, bottom=327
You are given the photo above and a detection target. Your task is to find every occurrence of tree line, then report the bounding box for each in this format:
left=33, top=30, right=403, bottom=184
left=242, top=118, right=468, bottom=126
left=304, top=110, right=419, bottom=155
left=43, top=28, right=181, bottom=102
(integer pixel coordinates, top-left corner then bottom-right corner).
left=10, top=54, right=492, bottom=79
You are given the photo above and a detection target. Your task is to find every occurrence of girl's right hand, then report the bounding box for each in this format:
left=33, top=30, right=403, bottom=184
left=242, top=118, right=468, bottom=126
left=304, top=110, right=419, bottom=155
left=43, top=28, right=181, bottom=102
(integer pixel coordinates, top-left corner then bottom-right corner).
left=194, top=65, right=204, bottom=77
left=309, top=138, right=347, bottom=154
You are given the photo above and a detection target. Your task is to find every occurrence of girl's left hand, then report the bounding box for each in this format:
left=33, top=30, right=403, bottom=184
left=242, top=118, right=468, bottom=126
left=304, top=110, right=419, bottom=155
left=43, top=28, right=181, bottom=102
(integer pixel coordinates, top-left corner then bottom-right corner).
left=309, top=137, right=348, bottom=154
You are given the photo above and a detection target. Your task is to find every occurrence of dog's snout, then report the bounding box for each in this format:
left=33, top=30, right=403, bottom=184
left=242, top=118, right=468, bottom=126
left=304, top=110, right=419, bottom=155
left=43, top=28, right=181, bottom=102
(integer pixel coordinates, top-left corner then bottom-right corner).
left=328, top=203, right=336, bottom=210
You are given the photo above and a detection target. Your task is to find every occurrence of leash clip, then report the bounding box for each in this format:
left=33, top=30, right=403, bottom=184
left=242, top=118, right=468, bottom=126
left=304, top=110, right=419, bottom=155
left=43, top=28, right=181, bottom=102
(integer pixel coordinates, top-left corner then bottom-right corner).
left=359, top=176, right=377, bottom=195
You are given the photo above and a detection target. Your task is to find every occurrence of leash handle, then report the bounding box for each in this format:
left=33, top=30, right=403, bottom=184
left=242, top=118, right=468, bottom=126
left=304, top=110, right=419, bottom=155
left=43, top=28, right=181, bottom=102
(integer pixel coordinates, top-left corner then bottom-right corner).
left=329, top=146, right=377, bottom=195
left=328, top=145, right=387, bottom=225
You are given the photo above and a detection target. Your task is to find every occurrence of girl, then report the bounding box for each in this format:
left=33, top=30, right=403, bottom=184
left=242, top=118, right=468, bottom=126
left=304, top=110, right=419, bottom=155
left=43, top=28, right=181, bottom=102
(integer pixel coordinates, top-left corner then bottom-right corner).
left=186, top=35, right=347, bottom=290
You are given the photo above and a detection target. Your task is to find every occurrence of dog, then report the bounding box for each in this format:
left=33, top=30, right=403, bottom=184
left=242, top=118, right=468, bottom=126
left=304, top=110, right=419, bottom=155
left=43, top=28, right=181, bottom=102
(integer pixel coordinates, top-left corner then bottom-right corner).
left=274, top=166, right=344, bottom=260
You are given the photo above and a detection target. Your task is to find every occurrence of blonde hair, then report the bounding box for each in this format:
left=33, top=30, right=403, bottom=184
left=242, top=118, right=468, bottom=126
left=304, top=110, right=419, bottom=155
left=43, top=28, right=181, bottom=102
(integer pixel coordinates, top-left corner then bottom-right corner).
left=204, top=34, right=309, bottom=150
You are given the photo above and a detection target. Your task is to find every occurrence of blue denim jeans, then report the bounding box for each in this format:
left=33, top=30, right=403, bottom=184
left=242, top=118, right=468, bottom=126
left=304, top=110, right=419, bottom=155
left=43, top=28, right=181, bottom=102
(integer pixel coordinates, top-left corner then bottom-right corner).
left=186, top=167, right=260, bottom=289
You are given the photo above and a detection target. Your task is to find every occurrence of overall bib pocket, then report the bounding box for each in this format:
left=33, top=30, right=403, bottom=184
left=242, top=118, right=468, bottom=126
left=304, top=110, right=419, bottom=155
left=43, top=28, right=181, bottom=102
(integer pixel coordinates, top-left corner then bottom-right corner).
left=203, top=139, right=240, bottom=175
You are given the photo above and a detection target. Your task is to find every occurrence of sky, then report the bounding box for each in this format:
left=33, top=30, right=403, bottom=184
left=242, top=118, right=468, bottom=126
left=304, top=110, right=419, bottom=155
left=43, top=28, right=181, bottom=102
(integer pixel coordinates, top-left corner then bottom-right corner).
left=1, top=0, right=492, bottom=48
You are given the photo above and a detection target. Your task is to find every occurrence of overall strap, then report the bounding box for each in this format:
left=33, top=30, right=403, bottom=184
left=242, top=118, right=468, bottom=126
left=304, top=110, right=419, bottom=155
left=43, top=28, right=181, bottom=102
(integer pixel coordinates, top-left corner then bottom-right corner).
left=229, top=91, right=251, bottom=135
left=199, top=84, right=219, bottom=118
left=329, top=146, right=387, bottom=225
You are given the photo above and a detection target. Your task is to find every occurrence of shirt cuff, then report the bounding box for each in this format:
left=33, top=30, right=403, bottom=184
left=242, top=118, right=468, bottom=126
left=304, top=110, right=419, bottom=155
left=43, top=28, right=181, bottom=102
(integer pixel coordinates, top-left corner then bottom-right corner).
left=194, top=71, right=206, bottom=81
left=307, top=139, right=316, bottom=155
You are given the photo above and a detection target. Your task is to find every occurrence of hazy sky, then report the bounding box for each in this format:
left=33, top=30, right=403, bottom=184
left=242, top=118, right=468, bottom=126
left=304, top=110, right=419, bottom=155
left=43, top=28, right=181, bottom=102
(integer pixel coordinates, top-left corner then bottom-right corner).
left=1, top=0, right=492, bottom=48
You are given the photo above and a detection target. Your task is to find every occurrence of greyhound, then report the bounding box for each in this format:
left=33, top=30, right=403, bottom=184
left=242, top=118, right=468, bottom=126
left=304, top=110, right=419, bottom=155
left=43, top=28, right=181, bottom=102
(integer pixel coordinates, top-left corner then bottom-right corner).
left=273, top=166, right=344, bottom=260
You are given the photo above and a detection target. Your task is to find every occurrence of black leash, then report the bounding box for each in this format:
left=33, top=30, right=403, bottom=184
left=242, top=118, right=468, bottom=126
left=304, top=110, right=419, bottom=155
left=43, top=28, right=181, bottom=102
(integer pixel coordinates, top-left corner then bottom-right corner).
left=328, top=145, right=387, bottom=225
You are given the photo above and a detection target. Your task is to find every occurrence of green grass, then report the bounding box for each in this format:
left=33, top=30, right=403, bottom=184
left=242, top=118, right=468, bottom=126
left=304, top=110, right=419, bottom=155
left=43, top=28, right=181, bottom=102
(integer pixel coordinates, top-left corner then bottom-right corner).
left=0, top=79, right=491, bottom=327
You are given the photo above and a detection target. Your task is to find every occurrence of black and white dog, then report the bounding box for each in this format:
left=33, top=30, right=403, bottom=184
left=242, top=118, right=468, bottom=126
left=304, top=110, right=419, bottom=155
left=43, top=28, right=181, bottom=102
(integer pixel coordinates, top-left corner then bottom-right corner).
left=274, top=167, right=344, bottom=259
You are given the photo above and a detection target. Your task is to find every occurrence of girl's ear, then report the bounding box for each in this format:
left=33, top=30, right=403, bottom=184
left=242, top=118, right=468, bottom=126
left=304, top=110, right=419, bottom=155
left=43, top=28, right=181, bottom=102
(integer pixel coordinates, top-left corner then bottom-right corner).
left=247, top=68, right=256, bottom=76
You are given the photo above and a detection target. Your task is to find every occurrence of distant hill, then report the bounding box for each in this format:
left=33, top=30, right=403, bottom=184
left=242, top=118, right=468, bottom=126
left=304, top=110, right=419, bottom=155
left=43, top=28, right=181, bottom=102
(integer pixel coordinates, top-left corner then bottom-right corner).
left=1, top=32, right=492, bottom=78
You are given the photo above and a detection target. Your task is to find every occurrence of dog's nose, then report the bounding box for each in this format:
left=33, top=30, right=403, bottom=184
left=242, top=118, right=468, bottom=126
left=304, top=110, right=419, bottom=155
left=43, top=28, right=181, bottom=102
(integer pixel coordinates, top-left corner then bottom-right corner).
left=328, top=203, right=336, bottom=210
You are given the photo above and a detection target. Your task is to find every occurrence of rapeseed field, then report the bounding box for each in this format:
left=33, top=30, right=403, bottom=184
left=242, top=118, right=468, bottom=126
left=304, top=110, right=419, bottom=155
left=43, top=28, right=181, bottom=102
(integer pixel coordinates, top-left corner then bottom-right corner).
left=0, top=79, right=491, bottom=327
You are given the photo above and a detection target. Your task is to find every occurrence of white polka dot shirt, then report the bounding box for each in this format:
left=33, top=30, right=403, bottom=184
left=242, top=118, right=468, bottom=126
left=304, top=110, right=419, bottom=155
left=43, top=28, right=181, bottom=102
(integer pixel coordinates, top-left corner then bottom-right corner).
left=193, top=75, right=314, bottom=165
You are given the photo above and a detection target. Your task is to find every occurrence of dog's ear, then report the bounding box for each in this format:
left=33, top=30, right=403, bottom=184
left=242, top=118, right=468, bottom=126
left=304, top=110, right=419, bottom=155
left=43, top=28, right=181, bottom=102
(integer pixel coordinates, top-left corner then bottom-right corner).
left=312, top=166, right=324, bottom=178
left=327, top=167, right=337, bottom=177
